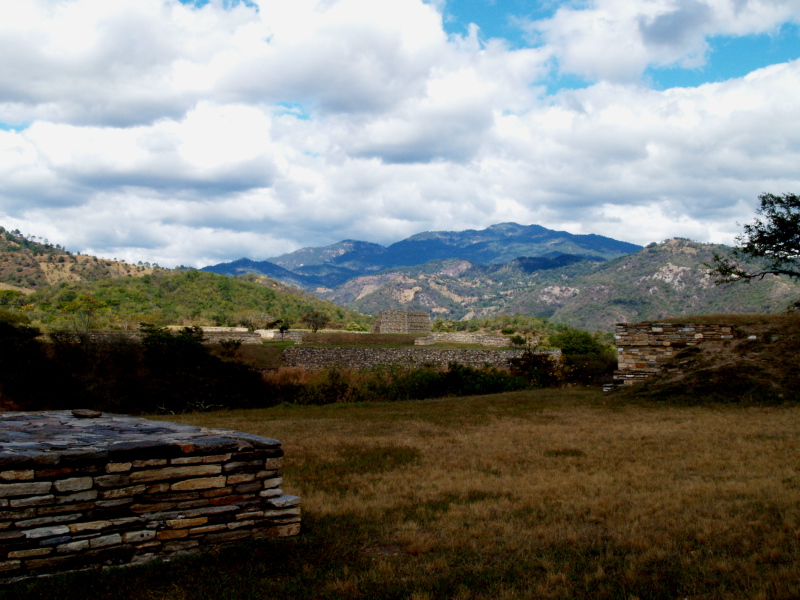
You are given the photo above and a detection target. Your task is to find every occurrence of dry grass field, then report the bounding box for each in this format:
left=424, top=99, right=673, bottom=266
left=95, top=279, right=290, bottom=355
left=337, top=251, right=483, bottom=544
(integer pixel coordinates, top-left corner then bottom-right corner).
left=10, top=389, right=799, bottom=599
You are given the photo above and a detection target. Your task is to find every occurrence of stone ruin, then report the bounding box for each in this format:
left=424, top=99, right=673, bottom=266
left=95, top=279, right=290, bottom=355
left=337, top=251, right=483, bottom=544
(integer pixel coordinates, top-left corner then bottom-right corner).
left=371, top=310, right=431, bottom=334
left=0, top=411, right=300, bottom=583
left=612, top=321, right=735, bottom=388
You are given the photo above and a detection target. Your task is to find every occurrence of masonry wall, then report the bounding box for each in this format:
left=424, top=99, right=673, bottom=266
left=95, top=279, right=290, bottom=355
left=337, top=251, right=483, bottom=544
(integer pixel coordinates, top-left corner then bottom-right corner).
left=372, top=310, right=431, bottom=334
left=66, top=330, right=264, bottom=345
left=0, top=413, right=300, bottom=582
left=414, top=333, right=512, bottom=347
left=614, top=322, right=735, bottom=386
left=282, top=346, right=561, bottom=370
left=255, top=330, right=305, bottom=343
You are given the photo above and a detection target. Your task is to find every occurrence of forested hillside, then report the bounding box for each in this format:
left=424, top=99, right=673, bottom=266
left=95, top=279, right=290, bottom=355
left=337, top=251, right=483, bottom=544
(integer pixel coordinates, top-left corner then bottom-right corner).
left=17, top=270, right=372, bottom=331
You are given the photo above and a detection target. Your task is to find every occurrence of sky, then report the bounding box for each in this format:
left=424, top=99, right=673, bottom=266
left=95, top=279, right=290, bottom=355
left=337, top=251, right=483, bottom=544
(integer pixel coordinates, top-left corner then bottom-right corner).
left=1, top=0, right=799, bottom=268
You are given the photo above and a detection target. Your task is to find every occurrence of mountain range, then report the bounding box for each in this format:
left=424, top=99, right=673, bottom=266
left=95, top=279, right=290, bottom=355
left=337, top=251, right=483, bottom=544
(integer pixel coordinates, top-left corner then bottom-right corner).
left=203, top=223, right=642, bottom=289
left=202, top=224, right=799, bottom=331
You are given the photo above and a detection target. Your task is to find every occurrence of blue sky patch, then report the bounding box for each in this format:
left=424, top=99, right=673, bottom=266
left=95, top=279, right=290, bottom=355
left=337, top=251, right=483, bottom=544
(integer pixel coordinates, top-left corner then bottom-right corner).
left=0, top=123, right=28, bottom=132
left=441, top=0, right=556, bottom=49
left=178, top=0, right=257, bottom=9
left=275, top=103, right=312, bottom=120
left=648, top=23, right=800, bottom=89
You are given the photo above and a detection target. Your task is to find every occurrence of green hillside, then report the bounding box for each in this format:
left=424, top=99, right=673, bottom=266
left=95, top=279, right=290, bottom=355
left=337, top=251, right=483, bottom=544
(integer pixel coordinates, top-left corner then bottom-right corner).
left=17, top=269, right=373, bottom=331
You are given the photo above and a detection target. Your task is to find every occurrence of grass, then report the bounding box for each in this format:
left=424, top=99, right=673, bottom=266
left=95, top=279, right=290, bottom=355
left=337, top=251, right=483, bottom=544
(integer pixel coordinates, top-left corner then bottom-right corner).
left=7, top=389, right=800, bottom=599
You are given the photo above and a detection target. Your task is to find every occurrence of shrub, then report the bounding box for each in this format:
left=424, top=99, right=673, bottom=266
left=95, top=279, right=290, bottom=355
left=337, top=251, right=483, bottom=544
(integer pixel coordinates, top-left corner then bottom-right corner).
left=509, top=350, right=565, bottom=388
left=549, top=328, right=608, bottom=355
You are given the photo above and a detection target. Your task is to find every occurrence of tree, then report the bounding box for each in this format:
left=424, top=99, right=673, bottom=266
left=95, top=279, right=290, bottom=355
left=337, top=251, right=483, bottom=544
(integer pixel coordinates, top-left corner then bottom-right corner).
left=277, top=319, right=291, bottom=340
left=235, top=310, right=275, bottom=332
left=301, top=310, right=328, bottom=333
left=548, top=328, right=607, bottom=356
left=708, top=193, right=800, bottom=283
left=61, top=295, right=104, bottom=332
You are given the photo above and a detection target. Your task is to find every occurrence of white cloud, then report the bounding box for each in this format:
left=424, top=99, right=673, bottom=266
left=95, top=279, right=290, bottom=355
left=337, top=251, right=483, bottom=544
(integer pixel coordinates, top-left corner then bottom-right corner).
left=528, top=0, right=800, bottom=82
left=0, top=0, right=799, bottom=267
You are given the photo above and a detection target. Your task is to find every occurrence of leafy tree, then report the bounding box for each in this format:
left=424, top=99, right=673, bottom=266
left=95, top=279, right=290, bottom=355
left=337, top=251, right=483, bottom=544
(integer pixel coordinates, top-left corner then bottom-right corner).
left=548, top=328, right=607, bottom=356
left=301, top=310, right=328, bottom=333
left=509, top=335, right=527, bottom=347
left=0, top=308, right=30, bottom=326
left=61, top=295, right=104, bottom=332
left=235, top=310, right=275, bottom=331
left=277, top=318, right=291, bottom=340
left=0, top=290, right=24, bottom=308
left=709, top=193, right=800, bottom=283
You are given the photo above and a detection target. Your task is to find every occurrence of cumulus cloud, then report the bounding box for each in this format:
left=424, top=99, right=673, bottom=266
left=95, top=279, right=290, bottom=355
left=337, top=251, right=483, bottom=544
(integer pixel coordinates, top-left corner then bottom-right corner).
left=0, top=0, right=799, bottom=267
left=528, top=0, right=800, bottom=82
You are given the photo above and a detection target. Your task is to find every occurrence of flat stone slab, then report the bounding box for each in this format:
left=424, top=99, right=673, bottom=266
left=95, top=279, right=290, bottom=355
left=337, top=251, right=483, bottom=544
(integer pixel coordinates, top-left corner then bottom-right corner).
left=0, top=411, right=281, bottom=468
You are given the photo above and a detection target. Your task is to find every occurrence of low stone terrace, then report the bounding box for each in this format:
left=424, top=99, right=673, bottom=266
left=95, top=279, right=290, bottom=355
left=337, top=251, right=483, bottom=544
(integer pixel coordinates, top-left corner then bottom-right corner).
left=0, top=410, right=300, bottom=583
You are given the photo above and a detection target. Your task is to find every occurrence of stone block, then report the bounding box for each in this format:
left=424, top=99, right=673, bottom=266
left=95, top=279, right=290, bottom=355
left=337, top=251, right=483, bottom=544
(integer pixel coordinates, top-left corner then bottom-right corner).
left=261, top=477, right=283, bottom=489
left=89, top=534, right=122, bottom=548
left=94, top=474, right=133, bottom=488
left=129, top=465, right=222, bottom=483
left=57, top=540, right=90, bottom=554
left=0, top=481, right=52, bottom=497
left=0, top=560, right=21, bottom=572
left=101, top=485, right=147, bottom=499
left=56, top=490, right=98, bottom=504
left=166, top=517, right=207, bottom=529
left=171, top=453, right=231, bottom=465
left=69, top=520, right=111, bottom=533
left=0, top=470, right=34, bottom=481
left=123, top=530, right=156, bottom=543
left=226, top=473, right=255, bottom=485
left=106, top=462, right=132, bottom=473
left=25, top=526, right=71, bottom=540
left=54, top=477, right=94, bottom=493
left=170, top=476, right=227, bottom=491
left=132, top=459, right=168, bottom=468
left=268, top=494, right=301, bottom=508
left=156, top=529, right=188, bottom=541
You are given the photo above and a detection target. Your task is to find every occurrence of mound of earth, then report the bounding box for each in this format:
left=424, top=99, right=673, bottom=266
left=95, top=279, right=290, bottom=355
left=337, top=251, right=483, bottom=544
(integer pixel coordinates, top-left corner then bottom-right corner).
left=621, top=314, right=800, bottom=404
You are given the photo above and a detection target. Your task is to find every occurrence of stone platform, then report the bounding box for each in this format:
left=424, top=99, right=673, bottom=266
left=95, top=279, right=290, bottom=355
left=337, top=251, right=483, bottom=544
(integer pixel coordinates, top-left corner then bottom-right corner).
left=0, top=411, right=300, bottom=583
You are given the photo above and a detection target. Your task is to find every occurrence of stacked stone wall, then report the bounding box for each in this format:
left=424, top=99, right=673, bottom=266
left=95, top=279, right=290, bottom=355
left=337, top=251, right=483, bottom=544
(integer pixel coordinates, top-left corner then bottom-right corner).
left=255, top=330, right=306, bottom=344
left=414, top=333, right=512, bottom=347
left=0, top=412, right=300, bottom=582
left=59, top=331, right=264, bottom=345
left=372, top=310, right=431, bottom=334
left=282, top=347, right=560, bottom=370
left=614, top=322, right=735, bottom=386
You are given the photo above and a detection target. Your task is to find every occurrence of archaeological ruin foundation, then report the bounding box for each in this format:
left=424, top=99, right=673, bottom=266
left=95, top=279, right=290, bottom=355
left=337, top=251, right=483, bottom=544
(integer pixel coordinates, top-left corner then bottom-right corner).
left=0, top=410, right=300, bottom=583
left=613, top=322, right=735, bottom=386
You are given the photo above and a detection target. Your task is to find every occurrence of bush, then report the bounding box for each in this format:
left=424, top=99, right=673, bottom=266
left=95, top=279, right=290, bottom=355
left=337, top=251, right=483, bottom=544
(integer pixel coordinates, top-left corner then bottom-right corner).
left=509, top=350, right=565, bottom=388
left=549, top=328, right=608, bottom=355
left=0, top=325, right=272, bottom=414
